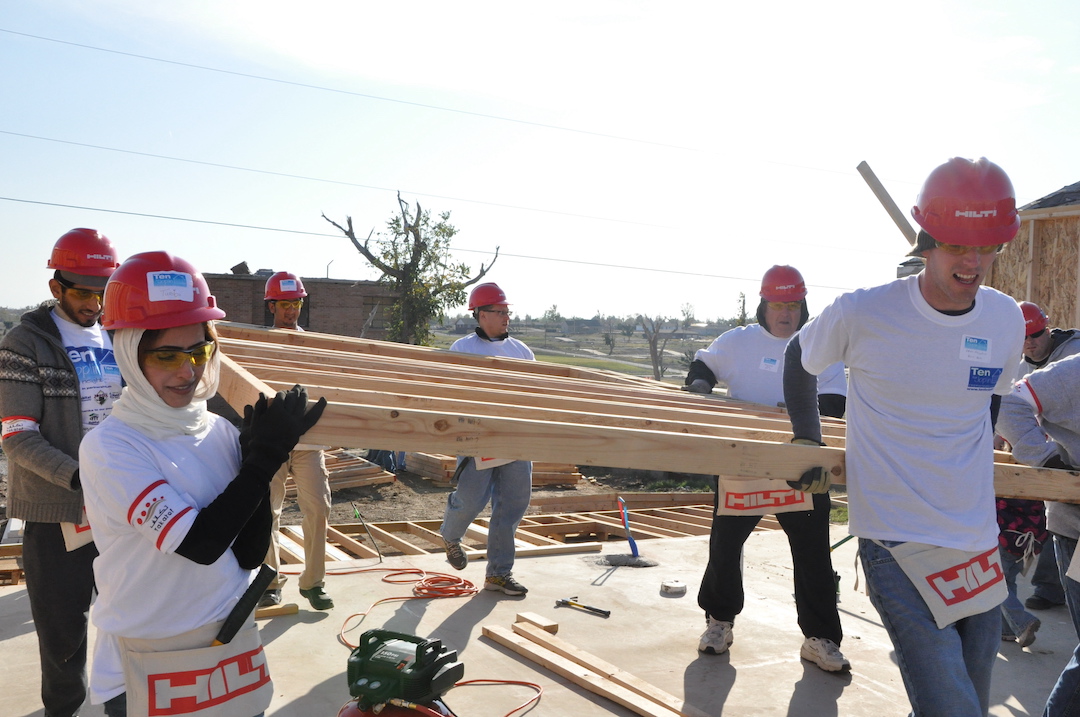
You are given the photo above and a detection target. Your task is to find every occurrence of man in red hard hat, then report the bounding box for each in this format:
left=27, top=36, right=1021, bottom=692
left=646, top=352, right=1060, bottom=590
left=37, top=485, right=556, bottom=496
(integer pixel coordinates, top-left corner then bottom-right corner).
left=0, top=229, right=123, bottom=717
left=685, top=265, right=849, bottom=672
left=257, top=271, right=335, bottom=611
left=785, top=157, right=1025, bottom=715
left=439, top=282, right=535, bottom=596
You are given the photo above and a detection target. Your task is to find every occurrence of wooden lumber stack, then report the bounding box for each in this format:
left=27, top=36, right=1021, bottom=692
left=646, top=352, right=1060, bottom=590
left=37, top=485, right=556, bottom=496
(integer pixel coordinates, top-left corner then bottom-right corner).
left=283, top=449, right=396, bottom=498
left=405, top=451, right=582, bottom=487
left=215, top=323, right=1080, bottom=503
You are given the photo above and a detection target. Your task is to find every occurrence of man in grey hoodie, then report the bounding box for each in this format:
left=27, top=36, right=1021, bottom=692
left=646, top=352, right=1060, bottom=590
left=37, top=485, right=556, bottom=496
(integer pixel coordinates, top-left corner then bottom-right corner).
left=0, top=229, right=121, bottom=717
left=997, top=352, right=1080, bottom=715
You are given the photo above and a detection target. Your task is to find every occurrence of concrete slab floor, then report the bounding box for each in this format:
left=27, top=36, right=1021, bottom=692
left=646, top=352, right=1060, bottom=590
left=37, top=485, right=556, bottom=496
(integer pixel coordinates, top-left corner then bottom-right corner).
left=1, top=525, right=1075, bottom=716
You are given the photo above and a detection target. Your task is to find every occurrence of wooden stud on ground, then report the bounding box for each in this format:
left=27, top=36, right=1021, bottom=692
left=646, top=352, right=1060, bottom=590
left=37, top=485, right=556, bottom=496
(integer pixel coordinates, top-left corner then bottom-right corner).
left=515, top=612, right=559, bottom=634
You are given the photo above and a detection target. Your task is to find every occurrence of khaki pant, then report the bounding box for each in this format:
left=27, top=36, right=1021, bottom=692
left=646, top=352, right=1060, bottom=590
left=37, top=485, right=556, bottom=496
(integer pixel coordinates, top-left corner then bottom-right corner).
left=265, top=450, right=331, bottom=591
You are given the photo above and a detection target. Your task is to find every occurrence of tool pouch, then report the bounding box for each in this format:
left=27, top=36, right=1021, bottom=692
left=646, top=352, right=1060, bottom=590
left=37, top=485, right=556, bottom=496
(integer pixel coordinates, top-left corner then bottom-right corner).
left=715, top=477, right=813, bottom=516
left=119, top=617, right=272, bottom=717
left=873, top=540, right=1006, bottom=629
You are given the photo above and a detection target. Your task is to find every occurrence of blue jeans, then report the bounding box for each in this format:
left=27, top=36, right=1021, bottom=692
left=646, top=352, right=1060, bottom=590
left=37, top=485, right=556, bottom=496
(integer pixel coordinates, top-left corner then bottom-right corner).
left=1033, top=538, right=1066, bottom=604
left=860, top=539, right=998, bottom=717
left=999, top=547, right=1040, bottom=637
left=1044, top=534, right=1080, bottom=717
left=439, top=458, right=532, bottom=577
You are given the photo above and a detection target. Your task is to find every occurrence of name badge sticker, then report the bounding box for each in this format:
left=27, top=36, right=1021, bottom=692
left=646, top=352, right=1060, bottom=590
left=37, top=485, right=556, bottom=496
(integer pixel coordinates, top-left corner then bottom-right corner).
left=961, top=335, right=991, bottom=362
left=145, top=271, right=195, bottom=303
left=759, top=357, right=779, bottom=373
left=968, top=366, right=1003, bottom=391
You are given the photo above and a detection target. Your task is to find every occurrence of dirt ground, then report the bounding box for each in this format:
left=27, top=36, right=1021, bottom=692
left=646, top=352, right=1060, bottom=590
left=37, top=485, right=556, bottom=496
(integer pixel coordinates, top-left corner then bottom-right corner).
left=0, top=450, right=713, bottom=532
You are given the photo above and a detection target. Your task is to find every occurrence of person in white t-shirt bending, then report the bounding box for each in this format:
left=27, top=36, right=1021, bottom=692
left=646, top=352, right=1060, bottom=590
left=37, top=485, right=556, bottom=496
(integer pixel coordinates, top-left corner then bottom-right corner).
left=784, top=157, right=1025, bottom=716
left=439, top=282, right=535, bottom=596
left=685, top=265, right=849, bottom=672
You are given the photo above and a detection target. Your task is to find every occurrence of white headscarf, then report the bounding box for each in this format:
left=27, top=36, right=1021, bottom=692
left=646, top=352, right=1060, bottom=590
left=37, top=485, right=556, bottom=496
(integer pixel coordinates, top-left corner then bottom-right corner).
left=109, top=325, right=221, bottom=440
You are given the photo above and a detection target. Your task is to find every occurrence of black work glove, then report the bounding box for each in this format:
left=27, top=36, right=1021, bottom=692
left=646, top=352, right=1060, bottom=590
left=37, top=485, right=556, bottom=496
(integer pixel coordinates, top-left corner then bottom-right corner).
left=244, top=385, right=328, bottom=478
left=684, top=379, right=712, bottom=394
left=1043, top=454, right=1075, bottom=471
left=238, top=393, right=268, bottom=463
left=786, top=438, right=832, bottom=494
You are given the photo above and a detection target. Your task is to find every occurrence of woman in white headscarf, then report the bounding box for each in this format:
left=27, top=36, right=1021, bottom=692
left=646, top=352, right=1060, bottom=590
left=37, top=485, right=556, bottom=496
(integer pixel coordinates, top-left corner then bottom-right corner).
left=79, top=252, right=324, bottom=717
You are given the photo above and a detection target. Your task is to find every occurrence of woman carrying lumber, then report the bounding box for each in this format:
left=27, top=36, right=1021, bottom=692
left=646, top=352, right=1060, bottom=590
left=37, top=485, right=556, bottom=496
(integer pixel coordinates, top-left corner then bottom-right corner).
left=439, top=282, right=535, bottom=596
left=78, top=252, right=325, bottom=716
left=684, top=265, right=849, bottom=672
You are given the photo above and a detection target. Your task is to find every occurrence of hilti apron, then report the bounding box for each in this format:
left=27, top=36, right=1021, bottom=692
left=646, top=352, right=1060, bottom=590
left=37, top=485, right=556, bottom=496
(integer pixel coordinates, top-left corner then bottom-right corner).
left=874, top=540, right=1006, bottom=629
left=715, top=477, right=813, bottom=516
left=119, top=617, right=272, bottom=717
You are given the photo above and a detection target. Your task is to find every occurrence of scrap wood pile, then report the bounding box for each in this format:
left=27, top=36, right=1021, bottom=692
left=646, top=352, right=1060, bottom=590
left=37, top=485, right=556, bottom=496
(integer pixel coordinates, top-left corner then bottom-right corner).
left=283, top=448, right=396, bottom=498
left=214, top=323, right=1080, bottom=503
left=406, top=451, right=583, bottom=487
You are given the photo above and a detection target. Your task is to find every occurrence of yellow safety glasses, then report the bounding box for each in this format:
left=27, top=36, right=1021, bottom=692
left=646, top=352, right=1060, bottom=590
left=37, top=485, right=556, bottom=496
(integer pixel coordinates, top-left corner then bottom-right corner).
left=142, top=342, right=216, bottom=370
left=933, top=241, right=1005, bottom=255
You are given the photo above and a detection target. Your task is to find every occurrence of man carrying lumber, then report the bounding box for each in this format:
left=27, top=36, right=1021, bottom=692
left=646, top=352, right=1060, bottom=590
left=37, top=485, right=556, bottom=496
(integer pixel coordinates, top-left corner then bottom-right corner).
left=684, top=265, right=850, bottom=672
left=440, top=282, right=535, bottom=596
left=259, top=271, right=334, bottom=610
left=785, top=157, right=1025, bottom=715
left=997, top=347, right=1080, bottom=716
left=0, top=229, right=122, bottom=717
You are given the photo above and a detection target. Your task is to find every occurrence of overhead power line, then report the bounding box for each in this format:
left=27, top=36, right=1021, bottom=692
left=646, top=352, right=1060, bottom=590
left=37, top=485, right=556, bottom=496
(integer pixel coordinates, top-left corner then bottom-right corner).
left=0, top=194, right=857, bottom=291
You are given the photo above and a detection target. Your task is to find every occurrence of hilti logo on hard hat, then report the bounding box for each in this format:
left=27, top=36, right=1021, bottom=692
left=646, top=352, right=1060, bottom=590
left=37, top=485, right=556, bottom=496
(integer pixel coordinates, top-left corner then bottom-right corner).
left=955, top=210, right=998, bottom=218
left=724, top=490, right=804, bottom=510
left=86, top=253, right=114, bottom=261
left=146, top=645, right=269, bottom=714
left=927, top=548, right=1003, bottom=606
left=775, top=284, right=798, bottom=291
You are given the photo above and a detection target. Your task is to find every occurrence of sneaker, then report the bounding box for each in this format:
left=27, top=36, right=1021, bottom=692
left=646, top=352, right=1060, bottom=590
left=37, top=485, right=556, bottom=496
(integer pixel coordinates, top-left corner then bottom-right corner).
left=484, top=574, right=528, bottom=595
left=1017, top=619, right=1041, bottom=648
left=1026, top=595, right=1065, bottom=610
left=698, top=616, right=734, bottom=655
left=257, top=589, right=281, bottom=608
left=801, top=637, right=851, bottom=672
left=299, top=586, right=334, bottom=610
left=444, top=540, right=468, bottom=571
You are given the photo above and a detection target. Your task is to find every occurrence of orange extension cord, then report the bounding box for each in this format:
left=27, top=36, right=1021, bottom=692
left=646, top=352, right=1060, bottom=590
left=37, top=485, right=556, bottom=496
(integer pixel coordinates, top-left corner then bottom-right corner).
left=326, top=566, right=544, bottom=717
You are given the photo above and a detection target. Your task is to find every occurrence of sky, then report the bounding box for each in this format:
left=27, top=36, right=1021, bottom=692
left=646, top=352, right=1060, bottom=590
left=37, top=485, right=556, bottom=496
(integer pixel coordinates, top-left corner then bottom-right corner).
left=3, top=1, right=1080, bottom=322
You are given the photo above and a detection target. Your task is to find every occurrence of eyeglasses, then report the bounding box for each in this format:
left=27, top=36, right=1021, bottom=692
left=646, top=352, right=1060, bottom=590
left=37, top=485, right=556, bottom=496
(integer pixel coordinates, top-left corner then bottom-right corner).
left=481, top=309, right=511, bottom=317
left=766, top=301, right=801, bottom=311
left=55, top=275, right=104, bottom=302
left=272, top=299, right=304, bottom=309
left=933, top=240, right=1005, bottom=256
left=142, top=342, right=216, bottom=370
left=1027, top=328, right=1047, bottom=339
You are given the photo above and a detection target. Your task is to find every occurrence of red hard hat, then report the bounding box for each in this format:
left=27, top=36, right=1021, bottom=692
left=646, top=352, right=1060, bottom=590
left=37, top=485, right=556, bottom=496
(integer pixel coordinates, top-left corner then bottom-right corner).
left=264, top=271, right=308, bottom=300
left=760, top=265, right=807, bottom=302
left=47, top=228, right=120, bottom=278
left=468, top=282, right=509, bottom=310
left=1020, top=301, right=1048, bottom=336
left=910, top=157, right=1020, bottom=246
left=102, top=252, right=226, bottom=330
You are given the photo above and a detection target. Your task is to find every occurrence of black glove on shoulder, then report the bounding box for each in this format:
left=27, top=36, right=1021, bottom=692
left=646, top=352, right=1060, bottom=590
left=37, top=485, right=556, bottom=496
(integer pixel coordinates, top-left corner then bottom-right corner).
left=1043, top=454, right=1075, bottom=471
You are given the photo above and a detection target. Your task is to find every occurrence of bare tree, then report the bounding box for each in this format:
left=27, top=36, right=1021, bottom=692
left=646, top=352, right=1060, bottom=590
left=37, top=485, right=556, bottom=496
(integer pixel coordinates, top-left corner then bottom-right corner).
left=324, top=193, right=498, bottom=345
left=638, top=314, right=679, bottom=380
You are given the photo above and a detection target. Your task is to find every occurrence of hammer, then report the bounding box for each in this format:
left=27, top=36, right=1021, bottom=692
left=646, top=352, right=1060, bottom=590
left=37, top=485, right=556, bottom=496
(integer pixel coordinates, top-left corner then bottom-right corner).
left=555, top=596, right=611, bottom=618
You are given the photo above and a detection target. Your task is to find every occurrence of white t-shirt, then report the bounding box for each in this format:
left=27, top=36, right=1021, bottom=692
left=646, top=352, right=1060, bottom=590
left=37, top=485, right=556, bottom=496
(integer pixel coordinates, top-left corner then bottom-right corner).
left=51, top=310, right=122, bottom=433
left=694, top=323, right=846, bottom=407
left=797, top=275, right=1024, bottom=551
left=450, top=332, right=535, bottom=361
left=80, top=414, right=251, bottom=704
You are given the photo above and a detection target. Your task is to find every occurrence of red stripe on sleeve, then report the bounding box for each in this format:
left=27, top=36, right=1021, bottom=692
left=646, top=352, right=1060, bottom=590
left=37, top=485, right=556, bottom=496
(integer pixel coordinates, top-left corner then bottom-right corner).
left=156, top=506, right=193, bottom=551
left=126, top=480, right=167, bottom=524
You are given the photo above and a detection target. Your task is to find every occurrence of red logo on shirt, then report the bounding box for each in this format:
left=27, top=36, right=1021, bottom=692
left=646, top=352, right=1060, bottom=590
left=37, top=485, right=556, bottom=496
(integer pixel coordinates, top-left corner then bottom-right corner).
left=724, top=490, right=804, bottom=510
left=926, top=548, right=1004, bottom=605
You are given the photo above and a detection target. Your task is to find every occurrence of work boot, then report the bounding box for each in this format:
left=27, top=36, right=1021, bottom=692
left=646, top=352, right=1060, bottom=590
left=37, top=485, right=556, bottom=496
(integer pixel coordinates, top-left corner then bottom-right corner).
left=484, top=574, right=528, bottom=595
left=258, top=589, right=281, bottom=608
left=300, top=586, right=334, bottom=610
left=444, top=540, right=468, bottom=570
left=801, top=637, right=851, bottom=672
left=698, top=616, right=733, bottom=655
left=1026, top=595, right=1065, bottom=610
